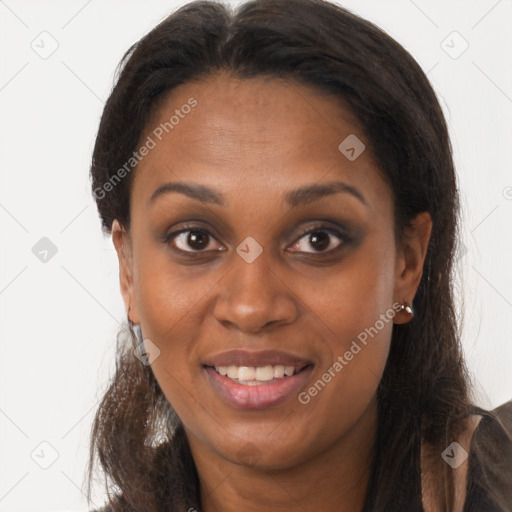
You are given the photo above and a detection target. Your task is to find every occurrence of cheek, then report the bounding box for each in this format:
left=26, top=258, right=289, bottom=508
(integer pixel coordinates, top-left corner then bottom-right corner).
left=133, top=232, right=216, bottom=337
left=293, top=234, right=396, bottom=415
left=131, top=250, right=220, bottom=416
left=304, top=230, right=396, bottom=350
left=135, top=269, right=213, bottom=362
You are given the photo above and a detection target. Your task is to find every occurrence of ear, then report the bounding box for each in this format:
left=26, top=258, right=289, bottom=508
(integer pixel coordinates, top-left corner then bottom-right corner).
left=393, top=211, right=432, bottom=325
left=112, top=219, right=140, bottom=324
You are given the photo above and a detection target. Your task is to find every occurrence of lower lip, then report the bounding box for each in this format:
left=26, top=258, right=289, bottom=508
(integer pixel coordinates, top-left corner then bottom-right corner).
left=204, top=365, right=314, bottom=410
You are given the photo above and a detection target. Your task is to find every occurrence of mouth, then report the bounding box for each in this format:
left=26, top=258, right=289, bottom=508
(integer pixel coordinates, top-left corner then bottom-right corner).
left=202, top=350, right=314, bottom=409
left=206, top=363, right=311, bottom=385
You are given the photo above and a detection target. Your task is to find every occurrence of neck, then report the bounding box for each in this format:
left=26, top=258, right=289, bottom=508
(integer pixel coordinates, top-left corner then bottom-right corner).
left=187, top=398, right=377, bottom=512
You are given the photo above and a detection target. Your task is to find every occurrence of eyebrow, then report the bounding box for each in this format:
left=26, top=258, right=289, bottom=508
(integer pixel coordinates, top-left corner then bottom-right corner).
left=148, top=180, right=367, bottom=208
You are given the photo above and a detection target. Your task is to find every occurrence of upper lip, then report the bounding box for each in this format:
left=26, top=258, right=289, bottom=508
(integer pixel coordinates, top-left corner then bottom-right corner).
left=203, top=349, right=313, bottom=369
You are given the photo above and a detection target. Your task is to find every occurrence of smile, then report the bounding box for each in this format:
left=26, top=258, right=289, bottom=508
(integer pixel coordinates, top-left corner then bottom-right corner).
left=213, top=364, right=305, bottom=384
left=203, top=361, right=313, bottom=409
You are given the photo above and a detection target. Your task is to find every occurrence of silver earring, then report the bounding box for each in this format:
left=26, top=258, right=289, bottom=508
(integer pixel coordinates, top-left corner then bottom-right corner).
left=128, top=316, right=143, bottom=346
left=129, top=319, right=154, bottom=366
left=133, top=323, right=143, bottom=345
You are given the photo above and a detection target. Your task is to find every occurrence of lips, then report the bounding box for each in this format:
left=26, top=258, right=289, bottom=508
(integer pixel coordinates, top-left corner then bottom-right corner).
left=203, top=349, right=313, bottom=369
left=202, top=349, right=314, bottom=409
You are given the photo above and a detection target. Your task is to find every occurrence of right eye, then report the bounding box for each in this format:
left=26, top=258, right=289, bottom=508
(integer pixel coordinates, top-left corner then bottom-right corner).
left=164, top=227, right=224, bottom=253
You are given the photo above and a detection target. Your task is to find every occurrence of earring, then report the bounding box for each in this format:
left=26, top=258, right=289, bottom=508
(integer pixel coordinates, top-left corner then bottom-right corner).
left=128, top=307, right=143, bottom=346
left=398, top=300, right=414, bottom=320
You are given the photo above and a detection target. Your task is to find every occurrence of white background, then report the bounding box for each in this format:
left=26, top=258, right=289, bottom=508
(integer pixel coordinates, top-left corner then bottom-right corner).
left=0, top=0, right=511, bottom=510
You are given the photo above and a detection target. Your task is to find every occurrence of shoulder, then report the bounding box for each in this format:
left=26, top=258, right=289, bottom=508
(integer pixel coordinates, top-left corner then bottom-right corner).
left=464, top=399, right=512, bottom=512
left=422, top=401, right=512, bottom=512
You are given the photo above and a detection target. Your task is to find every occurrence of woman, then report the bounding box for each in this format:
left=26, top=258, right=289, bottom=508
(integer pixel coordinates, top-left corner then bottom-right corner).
left=86, top=0, right=512, bottom=510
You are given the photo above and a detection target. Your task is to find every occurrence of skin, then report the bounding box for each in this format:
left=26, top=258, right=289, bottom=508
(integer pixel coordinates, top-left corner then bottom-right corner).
left=112, top=71, right=433, bottom=511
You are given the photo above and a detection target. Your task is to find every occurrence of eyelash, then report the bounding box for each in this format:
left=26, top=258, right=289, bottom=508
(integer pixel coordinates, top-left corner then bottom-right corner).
left=163, top=223, right=351, bottom=256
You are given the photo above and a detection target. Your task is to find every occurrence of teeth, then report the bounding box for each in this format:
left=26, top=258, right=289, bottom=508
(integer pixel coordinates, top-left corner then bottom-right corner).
left=284, top=366, right=295, bottom=376
left=239, top=366, right=255, bottom=380
left=273, top=365, right=285, bottom=378
left=255, top=365, right=274, bottom=381
left=227, top=366, right=238, bottom=378
left=214, top=364, right=298, bottom=382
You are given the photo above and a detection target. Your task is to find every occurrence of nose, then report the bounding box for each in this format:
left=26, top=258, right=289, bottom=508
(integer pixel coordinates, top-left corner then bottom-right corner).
left=212, top=247, right=298, bottom=335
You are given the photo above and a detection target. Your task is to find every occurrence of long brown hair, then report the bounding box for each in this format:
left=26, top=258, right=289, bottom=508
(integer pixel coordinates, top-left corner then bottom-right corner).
left=87, top=1, right=478, bottom=510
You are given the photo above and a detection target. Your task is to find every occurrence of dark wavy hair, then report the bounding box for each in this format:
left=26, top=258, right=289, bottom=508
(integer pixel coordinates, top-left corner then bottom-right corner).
left=86, top=0, right=483, bottom=510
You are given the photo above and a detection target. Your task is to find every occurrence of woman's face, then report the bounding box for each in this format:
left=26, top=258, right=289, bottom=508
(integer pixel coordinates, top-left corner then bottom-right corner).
left=113, top=72, right=431, bottom=470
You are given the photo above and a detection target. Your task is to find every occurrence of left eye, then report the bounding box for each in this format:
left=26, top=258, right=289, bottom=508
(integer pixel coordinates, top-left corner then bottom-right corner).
left=288, top=228, right=346, bottom=253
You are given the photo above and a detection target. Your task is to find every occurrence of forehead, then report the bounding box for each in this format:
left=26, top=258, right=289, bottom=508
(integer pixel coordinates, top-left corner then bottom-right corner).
left=132, top=72, right=390, bottom=215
